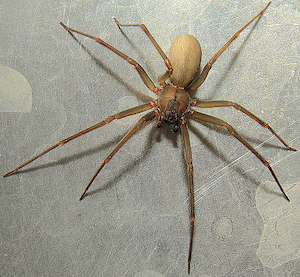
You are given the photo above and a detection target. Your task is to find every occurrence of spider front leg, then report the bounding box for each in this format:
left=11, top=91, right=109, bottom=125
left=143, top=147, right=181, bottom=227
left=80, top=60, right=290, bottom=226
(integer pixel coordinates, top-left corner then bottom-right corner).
left=191, top=100, right=297, bottom=151
left=181, top=118, right=195, bottom=274
left=190, top=110, right=290, bottom=202
left=79, top=109, right=158, bottom=200
left=188, top=2, right=271, bottom=91
left=3, top=102, right=157, bottom=177
left=113, top=18, right=172, bottom=86
left=60, top=22, right=159, bottom=94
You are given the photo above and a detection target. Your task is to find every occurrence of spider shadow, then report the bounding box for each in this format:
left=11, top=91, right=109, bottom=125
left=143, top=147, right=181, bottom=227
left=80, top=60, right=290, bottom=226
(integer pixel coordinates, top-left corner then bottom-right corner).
left=258, top=181, right=292, bottom=199
left=195, top=11, right=265, bottom=101
left=63, top=27, right=155, bottom=104
left=14, top=134, right=125, bottom=174
left=187, top=116, right=290, bottom=200
left=84, top=121, right=180, bottom=198
left=187, top=121, right=260, bottom=190
left=114, top=21, right=159, bottom=83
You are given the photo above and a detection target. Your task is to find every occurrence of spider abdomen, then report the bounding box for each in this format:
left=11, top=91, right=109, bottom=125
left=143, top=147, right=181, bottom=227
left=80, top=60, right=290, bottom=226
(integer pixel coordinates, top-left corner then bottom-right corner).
left=169, top=34, right=202, bottom=88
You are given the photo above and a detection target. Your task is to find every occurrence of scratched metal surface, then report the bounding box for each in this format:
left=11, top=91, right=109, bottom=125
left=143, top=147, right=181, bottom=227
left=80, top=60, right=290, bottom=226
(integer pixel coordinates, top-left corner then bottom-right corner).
left=0, top=1, right=299, bottom=276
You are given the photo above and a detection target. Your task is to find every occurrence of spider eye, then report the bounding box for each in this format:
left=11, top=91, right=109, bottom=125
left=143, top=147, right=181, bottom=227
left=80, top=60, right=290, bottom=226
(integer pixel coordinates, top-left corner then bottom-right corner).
left=163, top=110, right=178, bottom=124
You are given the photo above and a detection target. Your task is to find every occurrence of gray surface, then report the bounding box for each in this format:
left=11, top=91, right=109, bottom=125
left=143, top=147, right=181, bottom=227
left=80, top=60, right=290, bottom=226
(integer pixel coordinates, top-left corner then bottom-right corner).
left=1, top=1, right=299, bottom=276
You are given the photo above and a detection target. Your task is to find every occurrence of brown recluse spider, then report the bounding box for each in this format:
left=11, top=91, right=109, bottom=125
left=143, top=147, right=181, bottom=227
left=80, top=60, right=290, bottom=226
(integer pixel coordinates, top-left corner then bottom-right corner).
left=3, top=1, right=297, bottom=274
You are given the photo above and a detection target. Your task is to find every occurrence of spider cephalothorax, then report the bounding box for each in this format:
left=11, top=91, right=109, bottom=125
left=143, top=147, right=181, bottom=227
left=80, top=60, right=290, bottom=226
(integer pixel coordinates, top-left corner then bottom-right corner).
left=158, top=85, right=190, bottom=132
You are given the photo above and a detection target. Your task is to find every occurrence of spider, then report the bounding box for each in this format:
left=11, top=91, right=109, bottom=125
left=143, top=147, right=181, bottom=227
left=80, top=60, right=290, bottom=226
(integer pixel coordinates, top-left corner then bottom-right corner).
left=3, top=1, right=296, bottom=274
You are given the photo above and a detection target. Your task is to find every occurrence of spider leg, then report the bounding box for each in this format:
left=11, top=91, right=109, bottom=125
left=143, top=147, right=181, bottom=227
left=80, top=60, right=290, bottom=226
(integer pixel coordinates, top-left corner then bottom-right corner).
left=79, top=109, right=158, bottom=200
left=3, top=102, right=157, bottom=177
left=113, top=18, right=172, bottom=87
left=180, top=118, right=195, bottom=275
left=189, top=109, right=290, bottom=202
left=188, top=1, right=271, bottom=91
left=60, top=22, right=159, bottom=94
left=191, top=100, right=297, bottom=151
